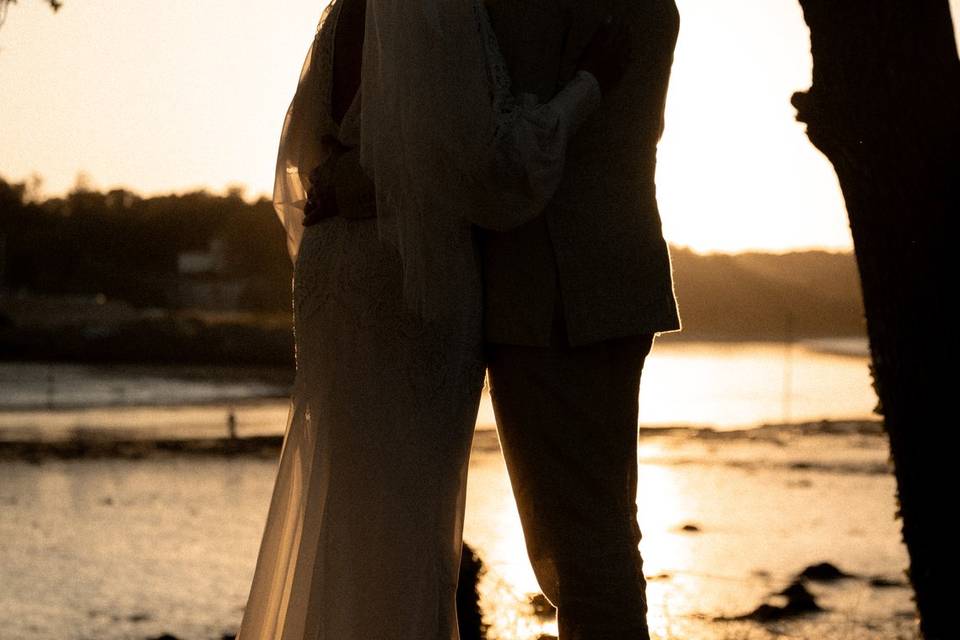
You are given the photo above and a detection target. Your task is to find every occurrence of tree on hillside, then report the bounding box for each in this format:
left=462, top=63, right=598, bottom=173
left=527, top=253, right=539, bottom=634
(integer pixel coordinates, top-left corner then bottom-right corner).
left=793, top=2, right=957, bottom=637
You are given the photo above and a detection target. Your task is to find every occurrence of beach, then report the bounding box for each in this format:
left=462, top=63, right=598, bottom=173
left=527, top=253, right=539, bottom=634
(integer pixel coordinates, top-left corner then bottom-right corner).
left=0, top=344, right=917, bottom=639
left=0, top=419, right=917, bottom=640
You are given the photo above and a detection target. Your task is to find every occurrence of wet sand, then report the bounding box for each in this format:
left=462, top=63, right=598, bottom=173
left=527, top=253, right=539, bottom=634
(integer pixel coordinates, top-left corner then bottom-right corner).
left=0, top=419, right=919, bottom=640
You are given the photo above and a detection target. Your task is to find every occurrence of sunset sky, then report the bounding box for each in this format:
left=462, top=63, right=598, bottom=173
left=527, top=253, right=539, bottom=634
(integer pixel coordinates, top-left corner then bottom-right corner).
left=1, top=0, right=957, bottom=253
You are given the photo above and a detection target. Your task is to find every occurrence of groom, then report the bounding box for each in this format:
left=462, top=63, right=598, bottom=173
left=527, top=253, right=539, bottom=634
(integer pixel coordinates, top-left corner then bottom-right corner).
left=478, top=0, right=681, bottom=637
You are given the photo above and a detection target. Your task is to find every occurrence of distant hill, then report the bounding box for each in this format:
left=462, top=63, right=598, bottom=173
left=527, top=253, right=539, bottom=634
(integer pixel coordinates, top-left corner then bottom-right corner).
left=1, top=175, right=868, bottom=361
left=667, top=247, right=865, bottom=341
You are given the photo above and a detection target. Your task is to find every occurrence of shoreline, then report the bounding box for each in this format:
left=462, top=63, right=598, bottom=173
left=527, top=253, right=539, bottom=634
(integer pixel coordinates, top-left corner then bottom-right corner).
left=0, top=330, right=870, bottom=370
left=0, top=418, right=885, bottom=462
left=0, top=434, right=283, bottom=462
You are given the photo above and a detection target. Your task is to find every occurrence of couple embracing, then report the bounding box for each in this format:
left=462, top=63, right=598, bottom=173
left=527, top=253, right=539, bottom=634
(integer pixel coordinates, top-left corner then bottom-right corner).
left=237, top=0, right=681, bottom=637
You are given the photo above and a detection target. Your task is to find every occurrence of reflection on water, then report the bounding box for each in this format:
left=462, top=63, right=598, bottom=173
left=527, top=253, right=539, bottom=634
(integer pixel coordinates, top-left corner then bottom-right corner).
left=0, top=427, right=914, bottom=640
left=0, top=340, right=876, bottom=441
left=638, top=339, right=875, bottom=427
left=0, top=339, right=912, bottom=639
left=0, top=362, right=288, bottom=410
left=464, top=428, right=913, bottom=640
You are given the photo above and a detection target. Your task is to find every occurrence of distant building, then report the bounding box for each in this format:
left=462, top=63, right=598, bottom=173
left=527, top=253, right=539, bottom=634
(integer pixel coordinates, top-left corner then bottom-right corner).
left=177, top=237, right=228, bottom=275
left=173, top=237, right=245, bottom=310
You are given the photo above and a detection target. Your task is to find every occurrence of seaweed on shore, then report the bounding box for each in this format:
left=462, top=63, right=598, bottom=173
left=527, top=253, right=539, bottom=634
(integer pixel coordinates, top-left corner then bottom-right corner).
left=0, top=435, right=283, bottom=462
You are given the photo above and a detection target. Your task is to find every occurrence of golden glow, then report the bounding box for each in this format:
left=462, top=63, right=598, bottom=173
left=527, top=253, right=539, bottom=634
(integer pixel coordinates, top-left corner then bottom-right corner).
left=637, top=341, right=877, bottom=428
left=1, top=0, right=958, bottom=252
left=633, top=462, right=699, bottom=639
left=0, top=1, right=326, bottom=200
left=658, top=0, right=847, bottom=253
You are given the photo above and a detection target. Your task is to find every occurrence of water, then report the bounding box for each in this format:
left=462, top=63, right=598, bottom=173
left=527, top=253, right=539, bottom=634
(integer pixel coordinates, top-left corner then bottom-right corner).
left=0, top=339, right=877, bottom=442
left=0, top=427, right=914, bottom=640
left=466, top=427, right=913, bottom=640
left=637, top=338, right=875, bottom=427
left=1, top=339, right=915, bottom=639
left=0, top=362, right=288, bottom=411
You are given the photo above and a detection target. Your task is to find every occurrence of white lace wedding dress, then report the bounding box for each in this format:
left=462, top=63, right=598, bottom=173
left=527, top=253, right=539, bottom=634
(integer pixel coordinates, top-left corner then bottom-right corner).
left=236, top=219, right=486, bottom=639
left=236, top=0, right=601, bottom=637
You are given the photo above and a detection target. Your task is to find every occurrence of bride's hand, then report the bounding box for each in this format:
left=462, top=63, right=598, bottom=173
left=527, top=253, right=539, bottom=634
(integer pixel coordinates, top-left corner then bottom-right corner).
left=304, top=136, right=347, bottom=225
left=576, top=15, right=631, bottom=96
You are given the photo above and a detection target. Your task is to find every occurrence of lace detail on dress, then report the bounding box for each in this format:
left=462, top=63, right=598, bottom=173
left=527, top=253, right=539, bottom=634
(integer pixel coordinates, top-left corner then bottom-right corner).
left=294, top=219, right=484, bottom=403
left=241, top=220, right=485, bottom=640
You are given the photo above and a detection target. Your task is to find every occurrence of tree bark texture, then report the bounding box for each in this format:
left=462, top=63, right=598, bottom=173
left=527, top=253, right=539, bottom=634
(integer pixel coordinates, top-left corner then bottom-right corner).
left=792, top=2, right=958, bottom=638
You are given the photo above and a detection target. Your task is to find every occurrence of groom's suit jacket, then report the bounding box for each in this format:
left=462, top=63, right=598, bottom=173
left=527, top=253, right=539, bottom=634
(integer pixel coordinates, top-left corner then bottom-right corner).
left=479, top=0, right=682, bottom=346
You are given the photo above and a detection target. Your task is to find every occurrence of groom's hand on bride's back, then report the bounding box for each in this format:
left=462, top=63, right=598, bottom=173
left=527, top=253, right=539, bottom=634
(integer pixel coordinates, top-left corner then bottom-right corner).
left=576, top=15, right=632, bottom=96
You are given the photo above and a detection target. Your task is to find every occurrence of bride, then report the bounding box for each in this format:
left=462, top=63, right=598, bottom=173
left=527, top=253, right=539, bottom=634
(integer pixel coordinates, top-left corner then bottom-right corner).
left=236, top=0, right=627, bottom=637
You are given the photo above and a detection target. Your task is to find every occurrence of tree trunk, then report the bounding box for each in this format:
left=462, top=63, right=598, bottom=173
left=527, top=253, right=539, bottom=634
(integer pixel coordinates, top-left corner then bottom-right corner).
left=792, top=2, right=958, bottom=638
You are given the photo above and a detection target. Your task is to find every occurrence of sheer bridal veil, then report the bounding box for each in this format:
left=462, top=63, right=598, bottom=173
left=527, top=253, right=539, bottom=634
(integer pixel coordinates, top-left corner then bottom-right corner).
left=275, top=0, right=583, bottom=321
left=272, top=2, right=337, bottom=265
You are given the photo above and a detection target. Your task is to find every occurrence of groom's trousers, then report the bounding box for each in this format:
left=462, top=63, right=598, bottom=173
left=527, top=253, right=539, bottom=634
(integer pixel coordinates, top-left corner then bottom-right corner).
left=485, top=301, right=656, bottom=640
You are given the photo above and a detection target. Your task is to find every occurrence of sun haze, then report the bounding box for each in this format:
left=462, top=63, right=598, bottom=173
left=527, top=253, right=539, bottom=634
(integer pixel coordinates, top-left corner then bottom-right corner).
left=1, top=0, right=958, bottom=253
